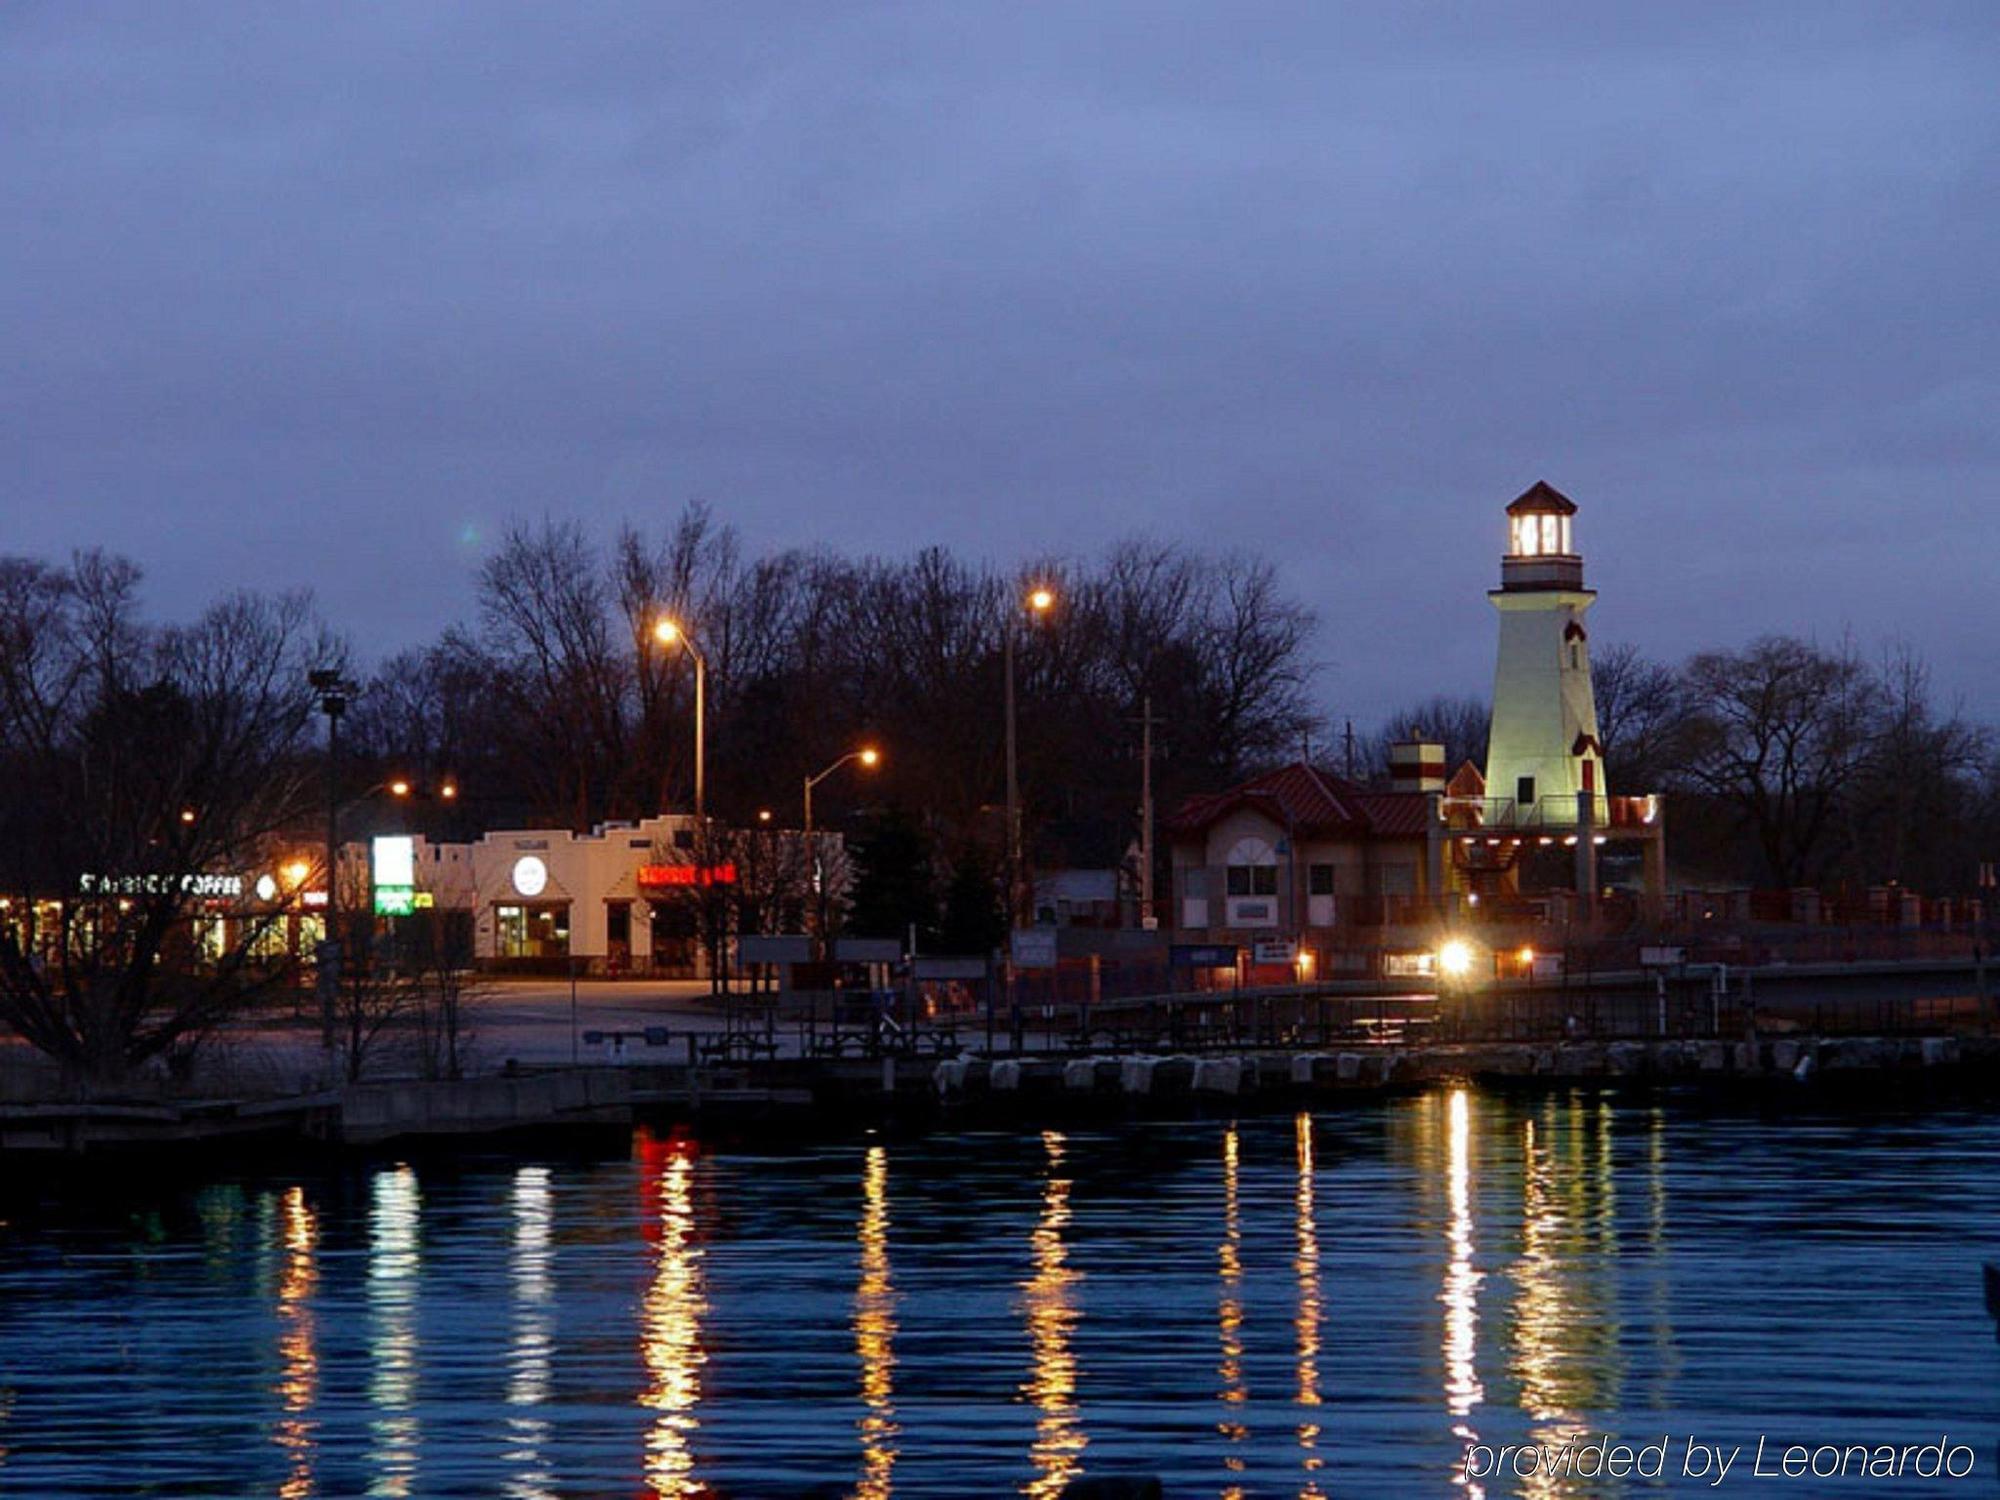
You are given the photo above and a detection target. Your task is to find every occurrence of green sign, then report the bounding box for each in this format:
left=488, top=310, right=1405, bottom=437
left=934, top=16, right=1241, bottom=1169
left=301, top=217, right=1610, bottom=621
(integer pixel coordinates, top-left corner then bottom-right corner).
left=373, top=886, right=416, bottom=917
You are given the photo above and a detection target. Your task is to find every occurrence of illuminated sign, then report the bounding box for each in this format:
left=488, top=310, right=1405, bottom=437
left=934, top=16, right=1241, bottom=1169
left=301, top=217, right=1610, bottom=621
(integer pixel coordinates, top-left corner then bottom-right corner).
left=78, top=873, right=244, bottom=899
left=637, top=863, right=737, bottom=889
left=374, top=886, right=416, bottom=917
left=513, top=856, right=549, bottom=897
left=373, top=835, right=416, bottom=888
left=254, top=874, right=279, bottom=902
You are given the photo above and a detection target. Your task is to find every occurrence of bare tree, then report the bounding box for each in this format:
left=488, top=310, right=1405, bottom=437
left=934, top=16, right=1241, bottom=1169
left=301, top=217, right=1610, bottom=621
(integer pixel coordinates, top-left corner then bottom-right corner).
left=1591, top=643, right=1686, bottom=792
left=1675, top=635, right=1885, bottom=887
left=0, top=566, right=331, bottom=1088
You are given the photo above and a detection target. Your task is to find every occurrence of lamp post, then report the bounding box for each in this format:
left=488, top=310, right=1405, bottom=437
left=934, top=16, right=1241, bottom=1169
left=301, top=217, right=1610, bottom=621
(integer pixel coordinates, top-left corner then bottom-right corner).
left=1005, top=586, right=1056, bottom=927
left=309, top=669, right=354, bottom=1054
left=653, top=618, right=706, bottom=824
left=803, top=746, right=881, bottom=941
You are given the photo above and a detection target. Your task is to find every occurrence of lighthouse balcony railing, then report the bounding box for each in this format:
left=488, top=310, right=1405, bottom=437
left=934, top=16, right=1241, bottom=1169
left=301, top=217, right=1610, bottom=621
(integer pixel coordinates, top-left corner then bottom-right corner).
left=1442, top=793, right=1655, bottom=833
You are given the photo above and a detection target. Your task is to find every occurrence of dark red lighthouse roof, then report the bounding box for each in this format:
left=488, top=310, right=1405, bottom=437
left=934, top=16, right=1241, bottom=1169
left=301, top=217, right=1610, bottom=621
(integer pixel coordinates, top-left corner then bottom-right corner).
left=1504, top=479, right=1577, bottom=516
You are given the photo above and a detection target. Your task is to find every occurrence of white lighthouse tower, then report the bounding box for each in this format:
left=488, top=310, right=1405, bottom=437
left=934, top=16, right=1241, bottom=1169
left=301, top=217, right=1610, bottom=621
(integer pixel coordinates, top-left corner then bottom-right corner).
left=1483, top=481, right=1607, bottom=848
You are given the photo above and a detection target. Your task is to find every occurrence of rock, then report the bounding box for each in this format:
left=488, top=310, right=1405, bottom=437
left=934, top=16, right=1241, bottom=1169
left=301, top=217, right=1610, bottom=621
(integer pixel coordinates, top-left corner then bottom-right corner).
left=1922, top=1036, right=1958, bottom=1067
left=1336, top=1052, right=1362, bottom=1082
left=1771, top=1040, right=1801, bottom=1073
left=1064, top=1059, right=1102, bottom=1092
left=990, top=1059, right=1021, bottom=1092
left=1193, top=1057, right=1243, bottom=1095
left=933, top=1058, right=969, bottom=1095
left=1120, top=1056, right=1158, bottom=1095
left=1698, top=1042, right=1729, bottom=1073
left=1607, top=1042, right=1648, bottom=1077
left=1291, top=1054, right=1323, bottom=1084
left=1733, top=1041, right=1759, bottom=1074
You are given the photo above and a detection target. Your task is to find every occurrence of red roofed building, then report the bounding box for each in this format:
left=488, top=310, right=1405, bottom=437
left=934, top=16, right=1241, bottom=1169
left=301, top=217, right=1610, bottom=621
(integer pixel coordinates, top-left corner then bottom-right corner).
left=1165, top=752, right=1451, bottom=976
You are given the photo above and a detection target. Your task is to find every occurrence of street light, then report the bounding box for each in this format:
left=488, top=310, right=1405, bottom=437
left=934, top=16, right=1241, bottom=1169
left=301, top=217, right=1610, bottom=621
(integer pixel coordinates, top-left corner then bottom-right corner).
left=653, top=617, right=707, bottom=824
left=803, top=746, right=882, bottom=939
left=1005, top=584, right=1056, bottom=927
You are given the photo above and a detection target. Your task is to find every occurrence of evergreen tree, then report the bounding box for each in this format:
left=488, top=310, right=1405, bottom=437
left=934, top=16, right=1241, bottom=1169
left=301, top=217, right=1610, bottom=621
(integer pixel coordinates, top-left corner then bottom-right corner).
left=939, top=844, right=1007, bottom=956
left=845, top=805, right=940, bottom=943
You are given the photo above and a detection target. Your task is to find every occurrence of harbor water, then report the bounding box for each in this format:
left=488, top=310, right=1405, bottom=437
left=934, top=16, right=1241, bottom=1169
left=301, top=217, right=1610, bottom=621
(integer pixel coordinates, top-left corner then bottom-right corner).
left=1, top=1088, right=1996, bottom=1496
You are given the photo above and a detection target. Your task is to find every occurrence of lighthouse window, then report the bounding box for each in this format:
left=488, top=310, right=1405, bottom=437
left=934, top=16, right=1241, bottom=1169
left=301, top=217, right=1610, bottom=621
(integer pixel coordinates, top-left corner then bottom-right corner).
left=1517, top=776, right=1536, bottom=808
left=1541, top=514, right=1561, bottom=554
left=1512, top=515, right=1537, bottom=556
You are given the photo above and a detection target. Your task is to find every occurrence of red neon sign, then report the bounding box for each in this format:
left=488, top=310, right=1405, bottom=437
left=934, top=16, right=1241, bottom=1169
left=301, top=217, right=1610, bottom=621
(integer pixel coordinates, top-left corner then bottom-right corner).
left=637, top=863, right=737, bottom=889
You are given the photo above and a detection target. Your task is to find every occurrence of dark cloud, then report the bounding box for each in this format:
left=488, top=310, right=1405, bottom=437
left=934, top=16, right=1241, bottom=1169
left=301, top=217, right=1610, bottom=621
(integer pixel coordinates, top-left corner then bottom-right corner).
left=4, top=2, right=1995, bottom=719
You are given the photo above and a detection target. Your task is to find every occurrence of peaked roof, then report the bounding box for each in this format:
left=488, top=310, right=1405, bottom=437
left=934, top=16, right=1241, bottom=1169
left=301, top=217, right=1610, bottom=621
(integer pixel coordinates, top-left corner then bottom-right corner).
left=1166, top=762, right=1429, bottom=841
left=1505, top=479, right=1578, bottom=516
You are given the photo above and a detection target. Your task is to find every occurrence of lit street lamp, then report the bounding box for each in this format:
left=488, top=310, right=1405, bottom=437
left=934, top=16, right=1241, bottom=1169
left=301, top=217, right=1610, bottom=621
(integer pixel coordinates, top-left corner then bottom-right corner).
left=653, top=618, right=707, bottom=824
left=1005, top=585, right=1056, bottom=926
left=803, top=746, right=881, bottom=939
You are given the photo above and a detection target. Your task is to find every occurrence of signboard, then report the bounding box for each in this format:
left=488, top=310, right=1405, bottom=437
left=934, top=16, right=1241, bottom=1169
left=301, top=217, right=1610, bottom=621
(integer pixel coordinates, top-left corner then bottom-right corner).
left=738, top=934, right=813, bottom=965
left=1170, top=943, right=1240, bottom=969
left=1252, top=939, right=1298, bottom=966
left=373, top=835, right=418, bottom=917
left=372, top=835, right=415, bottom=888
left=637, top=863, right=738, bottom=889
left=1010, top=928, right=1058, bottom=970
left=913, top=956, right=988, bottom=981
left=835, top=937, right=902, bottom=964
left=78, top=872, right=244, bottom=899
left=1639, top=945, right=1687, bottom=969
left=373, top=886, right=416, bottom=917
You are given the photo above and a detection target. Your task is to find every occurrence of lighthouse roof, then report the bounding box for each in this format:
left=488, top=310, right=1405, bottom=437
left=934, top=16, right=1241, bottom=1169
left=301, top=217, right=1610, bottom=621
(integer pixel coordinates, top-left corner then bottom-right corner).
left=1505, top=480, right=1577, bottom=516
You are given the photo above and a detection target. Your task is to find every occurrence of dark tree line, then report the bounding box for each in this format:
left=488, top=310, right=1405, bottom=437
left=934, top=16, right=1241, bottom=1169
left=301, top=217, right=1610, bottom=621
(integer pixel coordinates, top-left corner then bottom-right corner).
left=352, top=504, right=1324, bottom=894
left=1379, top=635, right=1997, bottom=892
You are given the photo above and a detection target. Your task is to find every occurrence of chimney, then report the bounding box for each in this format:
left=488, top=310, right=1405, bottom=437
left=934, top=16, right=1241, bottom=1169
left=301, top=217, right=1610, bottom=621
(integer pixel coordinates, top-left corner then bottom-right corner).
left=1390, top=740, right=1447, bottom=794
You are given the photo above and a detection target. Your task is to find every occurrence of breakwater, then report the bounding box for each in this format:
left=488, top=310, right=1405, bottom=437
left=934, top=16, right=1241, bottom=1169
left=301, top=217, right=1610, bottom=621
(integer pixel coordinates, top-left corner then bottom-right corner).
left=4, top=1031, right=1994, bottom=1155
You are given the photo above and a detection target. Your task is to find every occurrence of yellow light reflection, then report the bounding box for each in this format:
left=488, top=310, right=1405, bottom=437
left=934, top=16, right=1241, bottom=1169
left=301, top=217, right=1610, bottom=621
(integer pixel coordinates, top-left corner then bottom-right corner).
left=641, top=1147, right=707, bottom=1497
left=273, top=1186, right=318, bottom=1500
left=1295, top=1114, right=1325, bottom=1499
left=854, top=1145, right=898, bottom=1499
left=1218, top=1127, right=1247, bottom=1492
left=1443, top=1089, right=1485, bottom=1498
left=1022, top=1130, right=1085, bottom=1498
left=1512, top=1117, right=1585, bottom=1499
left=368, top=1166, right=422, bottom=1499
left=505, top=1166, right=555, bottom=1500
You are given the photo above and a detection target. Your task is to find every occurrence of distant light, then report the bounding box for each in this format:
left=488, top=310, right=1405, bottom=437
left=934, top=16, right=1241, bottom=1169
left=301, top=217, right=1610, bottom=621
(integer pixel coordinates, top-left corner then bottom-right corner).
left=1518, top=946, right=1536, bottom=966
left=389, top=779, right=411, bottom=798
left=654, top=618, right=682, bottom=645
left=1027, top=587, right=1056, bottom=613
left=255, top=874, right=279, bottom=903
left=440, top=782, right=458, bottom=800
left=859, top=747, right=881, bottom=768
left=757, top=808, right=773, bottom=823
left=179, top=808, right=196, bottom=824
left=283, top=860, right=311, bottom=887
left=1439, top=939, right=1475, bottom=979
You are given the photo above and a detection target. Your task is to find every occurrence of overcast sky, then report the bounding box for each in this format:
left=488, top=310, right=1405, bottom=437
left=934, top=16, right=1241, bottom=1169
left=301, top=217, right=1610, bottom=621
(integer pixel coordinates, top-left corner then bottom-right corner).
left=5, top=3, right=1995, bottom=725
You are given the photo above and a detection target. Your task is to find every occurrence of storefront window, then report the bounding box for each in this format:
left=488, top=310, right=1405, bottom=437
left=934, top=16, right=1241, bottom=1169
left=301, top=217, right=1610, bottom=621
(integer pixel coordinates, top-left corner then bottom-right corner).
left=497, top=903, right=570, bottom=959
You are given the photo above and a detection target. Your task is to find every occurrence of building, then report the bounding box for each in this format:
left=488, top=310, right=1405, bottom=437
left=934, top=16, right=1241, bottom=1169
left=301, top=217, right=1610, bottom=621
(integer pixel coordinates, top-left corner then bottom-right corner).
left=339, top=814, right=840, bottom=976
left=1166, top=760, right=1442, bottom=978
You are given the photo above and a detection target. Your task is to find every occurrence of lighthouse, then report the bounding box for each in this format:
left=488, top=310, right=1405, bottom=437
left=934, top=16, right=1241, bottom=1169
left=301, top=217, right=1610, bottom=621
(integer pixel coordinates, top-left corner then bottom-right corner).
left=1483, top=481, right=1607, bottom=849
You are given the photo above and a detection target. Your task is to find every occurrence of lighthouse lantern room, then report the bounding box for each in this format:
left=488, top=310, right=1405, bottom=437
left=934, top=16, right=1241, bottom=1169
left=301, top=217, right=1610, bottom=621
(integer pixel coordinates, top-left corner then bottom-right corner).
left=1483, top=481, right=1606, bottom=837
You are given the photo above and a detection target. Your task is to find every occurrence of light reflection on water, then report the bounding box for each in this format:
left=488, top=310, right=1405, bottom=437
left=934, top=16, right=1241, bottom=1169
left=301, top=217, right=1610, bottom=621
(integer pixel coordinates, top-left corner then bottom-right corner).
left=0, top=1091, right=1997, bottom=1496
left=854, top=1143, right=898, bottom=1498
left=640, top=1137, right=706, bottom=1497
left=367, top=1164, right=421, bottom=1498
left=1022, top=1129, right=1085, bottom=1498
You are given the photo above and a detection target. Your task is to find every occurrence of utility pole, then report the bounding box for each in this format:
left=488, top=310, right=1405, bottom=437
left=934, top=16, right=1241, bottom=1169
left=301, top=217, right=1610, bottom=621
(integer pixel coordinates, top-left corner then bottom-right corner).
left=1343, top=719, right=1357, bottom=780
left=1130, top=695, right=1162, bottom=928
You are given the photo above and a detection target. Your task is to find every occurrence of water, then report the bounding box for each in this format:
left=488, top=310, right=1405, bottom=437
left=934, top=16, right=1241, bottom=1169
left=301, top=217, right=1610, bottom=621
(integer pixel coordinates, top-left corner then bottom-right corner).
left=1, top=1089, right=1997, bottom=1496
